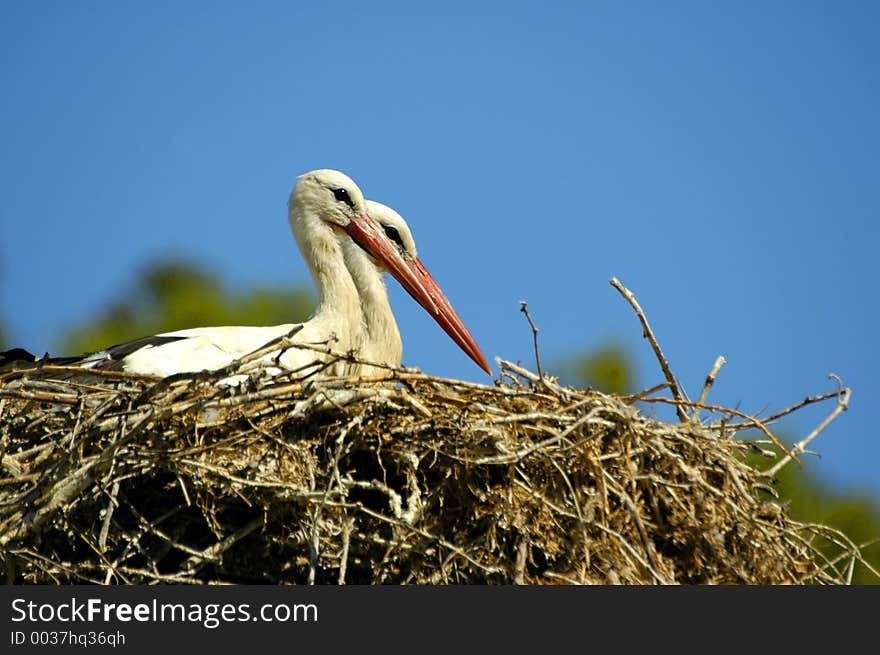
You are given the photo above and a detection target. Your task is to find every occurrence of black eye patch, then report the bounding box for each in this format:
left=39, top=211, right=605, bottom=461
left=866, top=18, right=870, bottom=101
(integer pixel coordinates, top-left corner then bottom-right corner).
left=383, top=224, right=404, bottom=249
left=332, top=187, right=355, bottom=209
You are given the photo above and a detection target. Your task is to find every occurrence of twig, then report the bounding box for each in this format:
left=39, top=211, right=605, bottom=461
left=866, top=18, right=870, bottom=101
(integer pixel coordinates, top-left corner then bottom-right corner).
left=724, top=388, right=848, bottom=428
left=609, top=278, right=689, bottom=422
left=0, top=365, right=154, bottom=385
left=544, top=570, right=589, bottom=584
left=591, top=521, right=670, bottom=585
left=98, top=480, right=120, bottom=552
left=694, top=356, right=726, bottom=422
left=513, top=537, right=528, bottom=584
left=637, top=395, right=797, bottom=462
left=338, top=516, right=354, bottom=585
left=468, top=406, right=615, bottom=465
left=0, top=410, right=148, bottom=547
left=619, top=382, right=669, bottom=403
left=308, top=411, right=364, bottom=584
left=543, top=457, right=590, bottom=582
left=183, top=518, right=262, bottom=574
left=602, top=469, right=670, bottom=584
left=519, top=301, right=544, bottom=380
left=497, top=359, right=582, bottom=401
left=0, top=389, right=79, bottom=405
left=349, top=502, right=504, bottom=576
left=764, top=378, right=851, bottom=478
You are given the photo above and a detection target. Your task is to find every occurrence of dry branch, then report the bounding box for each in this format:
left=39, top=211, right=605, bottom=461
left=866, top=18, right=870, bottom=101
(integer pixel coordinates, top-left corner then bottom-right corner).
left=610, top=277, right=689, bottom=422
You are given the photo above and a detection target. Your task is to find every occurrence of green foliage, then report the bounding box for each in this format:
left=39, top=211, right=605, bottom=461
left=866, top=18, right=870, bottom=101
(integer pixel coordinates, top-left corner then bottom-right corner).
left=556, top=342, right=635, bottom=394
left=60, top=259, right=315, bottom=356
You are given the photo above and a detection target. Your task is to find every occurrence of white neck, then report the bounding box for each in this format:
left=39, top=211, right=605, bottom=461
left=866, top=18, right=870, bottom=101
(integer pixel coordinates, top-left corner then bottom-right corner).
left=289, top=204, right=362, bottom=352
left=342, top=240, right=403, bottom=367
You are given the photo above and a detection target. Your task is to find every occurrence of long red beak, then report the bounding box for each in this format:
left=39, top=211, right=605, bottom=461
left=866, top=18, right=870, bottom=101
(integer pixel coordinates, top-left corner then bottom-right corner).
left=343, top=215, right=491, bottom=375
left=404, top=257, right=492, bottom=375
left=344, top=214, right=439, bottom=314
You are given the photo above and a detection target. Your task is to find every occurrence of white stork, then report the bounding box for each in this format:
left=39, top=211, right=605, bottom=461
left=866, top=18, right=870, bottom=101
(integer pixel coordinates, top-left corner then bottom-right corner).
left=343, top=200, right=490, bottom=375
left=4, top=170, right=440, bottom=379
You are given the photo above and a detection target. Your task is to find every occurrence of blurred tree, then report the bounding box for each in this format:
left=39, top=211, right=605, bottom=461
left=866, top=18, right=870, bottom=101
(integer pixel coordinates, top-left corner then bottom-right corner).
left=61, top=258, right=315, bottom=356
left=556, top=342, right=635, bottom=394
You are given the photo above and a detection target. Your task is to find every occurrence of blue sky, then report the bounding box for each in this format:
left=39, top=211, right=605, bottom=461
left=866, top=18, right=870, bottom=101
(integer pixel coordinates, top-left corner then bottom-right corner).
left=2, top=2, right=878, bottom=499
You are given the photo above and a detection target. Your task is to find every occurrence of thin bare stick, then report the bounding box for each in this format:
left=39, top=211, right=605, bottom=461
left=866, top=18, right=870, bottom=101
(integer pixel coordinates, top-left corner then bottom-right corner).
left=614, top=482, right=667, bottom=583
left=519, top=301, right=544, bottom=379
left=308, top=410, right=364, bottom=584
left=638, top=395, right=797, bottom=462
left=610, top=278, right=688, bottom=422
left=764, top=380, right=851, bottom=478
left=498, top=359, right=581, bottom=401
left=694, top=356, right=726, bottom=422
left=725, top=388, right=848, bottom=428
left=619, top=382, right=669, bottom=403
left=183, top=518, right=262, bottom=574
left=98, top=481, right=120, bottom=552
left=513, top=538, right=528, bottom=585
left=337, top=516, right=354, bottom=585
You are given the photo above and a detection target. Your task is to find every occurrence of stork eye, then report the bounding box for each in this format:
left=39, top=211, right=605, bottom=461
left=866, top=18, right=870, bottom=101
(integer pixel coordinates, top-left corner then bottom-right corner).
left=332, top=187, right=355, bottom=208
left=382, top=224, right=404, bottom=249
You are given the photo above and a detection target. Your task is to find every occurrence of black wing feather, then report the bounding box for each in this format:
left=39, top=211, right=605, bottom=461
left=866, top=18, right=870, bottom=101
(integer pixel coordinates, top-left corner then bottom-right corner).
left=100, top=335, right=188, bottom=361
left=1, top=335, right=189, bottom=372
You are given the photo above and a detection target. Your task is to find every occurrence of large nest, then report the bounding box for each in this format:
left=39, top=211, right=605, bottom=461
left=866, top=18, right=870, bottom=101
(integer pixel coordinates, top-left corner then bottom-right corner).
left=0, top=360, right=867, bottom=585
left=0, top=282, right=872, bottom=585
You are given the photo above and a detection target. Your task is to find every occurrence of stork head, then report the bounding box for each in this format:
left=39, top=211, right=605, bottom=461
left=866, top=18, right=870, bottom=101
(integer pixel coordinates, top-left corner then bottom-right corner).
left=363, top=200, right=418, bottom=266
left=364, top=200, right=492, bottom=375
left=289, top=169, right=369, bottom=229
left=289, top=170, right=441, bottom=316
